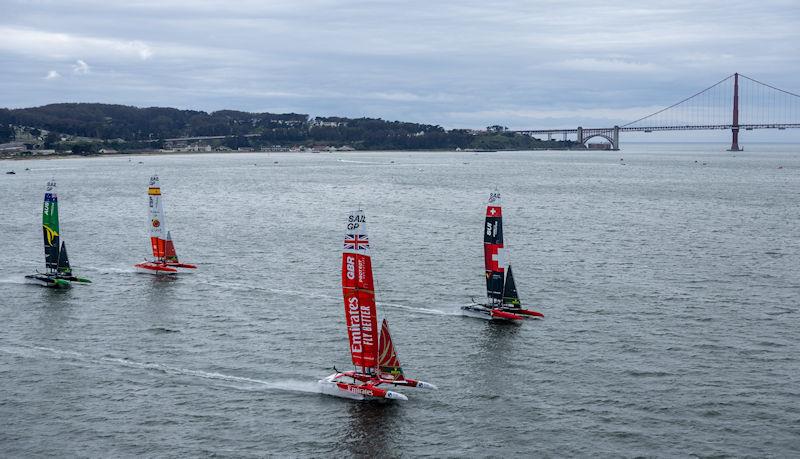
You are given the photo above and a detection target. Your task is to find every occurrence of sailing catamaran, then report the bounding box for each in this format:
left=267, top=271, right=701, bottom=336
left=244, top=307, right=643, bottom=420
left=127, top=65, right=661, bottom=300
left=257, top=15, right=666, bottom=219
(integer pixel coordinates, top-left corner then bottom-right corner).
left=25, top=180, right=91, bottom=288
left=461, top=191, right=544, bottom=321
left=134, top=175, right=197, bottom=274
left=318, top=210, right=436, bottom=401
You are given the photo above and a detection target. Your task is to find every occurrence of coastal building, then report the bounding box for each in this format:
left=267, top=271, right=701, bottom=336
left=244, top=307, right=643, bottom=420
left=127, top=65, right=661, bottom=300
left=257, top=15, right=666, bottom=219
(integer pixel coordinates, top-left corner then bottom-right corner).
left=0, top=141, right=26, bottom=155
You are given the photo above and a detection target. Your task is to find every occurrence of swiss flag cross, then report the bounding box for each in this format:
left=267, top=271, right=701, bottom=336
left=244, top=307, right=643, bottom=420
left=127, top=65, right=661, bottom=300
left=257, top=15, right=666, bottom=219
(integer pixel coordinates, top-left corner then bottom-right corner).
left=486, top=205, right=502, bottom=217
left=485, top=244, right=507, bottom=272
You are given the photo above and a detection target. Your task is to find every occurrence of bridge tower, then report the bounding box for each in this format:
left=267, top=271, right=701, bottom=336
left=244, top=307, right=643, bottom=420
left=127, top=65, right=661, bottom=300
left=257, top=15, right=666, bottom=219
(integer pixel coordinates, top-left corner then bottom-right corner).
left=728, top=72, right=742, bottom=151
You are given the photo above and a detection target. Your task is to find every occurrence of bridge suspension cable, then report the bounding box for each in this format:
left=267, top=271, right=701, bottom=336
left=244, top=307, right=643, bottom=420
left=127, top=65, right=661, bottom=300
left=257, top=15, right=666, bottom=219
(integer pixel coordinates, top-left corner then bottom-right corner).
left=738, top=74, right=800, bottom=126
left=621, top=74, right=734, bottom=128
left=513, top=72, right=800, bottom=150
left=620, top=73, right=800, bottom=129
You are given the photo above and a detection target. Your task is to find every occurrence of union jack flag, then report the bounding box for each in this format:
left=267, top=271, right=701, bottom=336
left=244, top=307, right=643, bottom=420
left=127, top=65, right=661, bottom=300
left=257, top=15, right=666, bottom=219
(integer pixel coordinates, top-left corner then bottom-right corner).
left=344, top=234, right=369, bottom=250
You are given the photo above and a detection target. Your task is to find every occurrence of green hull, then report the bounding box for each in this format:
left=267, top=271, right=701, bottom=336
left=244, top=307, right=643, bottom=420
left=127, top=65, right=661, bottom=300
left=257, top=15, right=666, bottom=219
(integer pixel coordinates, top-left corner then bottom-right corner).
left=26, top=273, right=72, bottom=288
left=52, top=278, right=71, bottom=288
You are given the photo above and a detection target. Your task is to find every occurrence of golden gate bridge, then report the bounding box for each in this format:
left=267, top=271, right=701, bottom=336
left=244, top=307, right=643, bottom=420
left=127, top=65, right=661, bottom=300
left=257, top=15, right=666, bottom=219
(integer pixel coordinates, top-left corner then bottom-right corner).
left=514, top=73, right=800, bottom=150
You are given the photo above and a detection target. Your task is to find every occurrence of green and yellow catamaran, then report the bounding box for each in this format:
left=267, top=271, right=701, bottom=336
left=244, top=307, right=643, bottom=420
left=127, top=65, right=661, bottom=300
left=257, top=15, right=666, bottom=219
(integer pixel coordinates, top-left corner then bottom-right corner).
left=25, top=180, right=91, bottom=288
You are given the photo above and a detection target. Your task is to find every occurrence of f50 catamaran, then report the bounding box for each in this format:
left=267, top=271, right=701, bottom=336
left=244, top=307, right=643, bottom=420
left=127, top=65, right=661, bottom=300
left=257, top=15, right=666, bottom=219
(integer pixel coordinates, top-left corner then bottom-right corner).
left=461, top=191, right=544, bottom=321
left=25, top=180, right=91, bottom=288
left=319, top=210, right=436, bottom=401
left=134, top=175, right=197, bottom=274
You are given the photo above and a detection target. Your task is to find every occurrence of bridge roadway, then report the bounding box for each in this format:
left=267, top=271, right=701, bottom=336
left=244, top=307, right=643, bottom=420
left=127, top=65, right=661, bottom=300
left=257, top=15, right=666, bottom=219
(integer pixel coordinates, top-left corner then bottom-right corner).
left=513, top=123, right=800, bottom=150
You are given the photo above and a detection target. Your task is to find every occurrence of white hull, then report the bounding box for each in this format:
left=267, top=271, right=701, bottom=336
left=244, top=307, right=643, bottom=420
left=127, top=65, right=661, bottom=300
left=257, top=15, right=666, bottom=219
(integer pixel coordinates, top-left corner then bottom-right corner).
left=318, top=379, right=368, bottom=401
left=460, top=303, right=493, bottom=320
left=317, top=373, right=408, bottom=401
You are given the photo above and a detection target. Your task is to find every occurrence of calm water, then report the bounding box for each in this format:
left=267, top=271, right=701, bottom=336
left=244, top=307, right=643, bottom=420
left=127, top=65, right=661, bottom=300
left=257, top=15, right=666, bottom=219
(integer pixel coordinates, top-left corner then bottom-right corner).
left=1, top=145, right=798, bottom=457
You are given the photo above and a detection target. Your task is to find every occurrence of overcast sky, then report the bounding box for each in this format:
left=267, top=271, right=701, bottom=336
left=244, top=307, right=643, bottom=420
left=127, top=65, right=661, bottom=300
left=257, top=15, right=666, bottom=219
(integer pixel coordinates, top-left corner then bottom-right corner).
left=2, top=0, right=799, bottom=137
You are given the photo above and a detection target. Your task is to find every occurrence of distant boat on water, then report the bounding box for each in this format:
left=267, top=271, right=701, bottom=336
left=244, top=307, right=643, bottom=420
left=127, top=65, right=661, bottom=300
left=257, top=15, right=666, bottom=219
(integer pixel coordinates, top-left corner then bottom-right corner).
left=462, top=191, right=543, bottom=321
left=25, top=180, right=91, bottom=288
left=134, top=175, right=197, bottom=274
left=318, top=210, right=436, bottom=401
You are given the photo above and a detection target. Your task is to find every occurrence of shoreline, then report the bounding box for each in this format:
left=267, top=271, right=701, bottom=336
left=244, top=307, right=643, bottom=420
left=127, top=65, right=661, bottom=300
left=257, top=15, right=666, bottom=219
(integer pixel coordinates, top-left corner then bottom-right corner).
left=0, top=147, right=587, bottom=162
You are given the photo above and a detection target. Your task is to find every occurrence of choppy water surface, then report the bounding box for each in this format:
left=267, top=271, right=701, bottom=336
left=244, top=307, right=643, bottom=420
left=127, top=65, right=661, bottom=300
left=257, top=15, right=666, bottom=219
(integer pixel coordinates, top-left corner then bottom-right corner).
left=1, top=144, right=798, bottom=456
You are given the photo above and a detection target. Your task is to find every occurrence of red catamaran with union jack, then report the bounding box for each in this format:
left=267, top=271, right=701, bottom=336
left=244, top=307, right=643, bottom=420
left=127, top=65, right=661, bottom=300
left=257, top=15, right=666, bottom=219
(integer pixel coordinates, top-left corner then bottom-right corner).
left=318, top=210, right=436, bottom=401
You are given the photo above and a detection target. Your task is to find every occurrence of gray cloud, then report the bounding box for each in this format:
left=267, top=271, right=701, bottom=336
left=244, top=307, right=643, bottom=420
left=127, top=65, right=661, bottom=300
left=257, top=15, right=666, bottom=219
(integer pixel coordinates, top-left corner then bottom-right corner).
left=2, top=0, right=799, bottom=138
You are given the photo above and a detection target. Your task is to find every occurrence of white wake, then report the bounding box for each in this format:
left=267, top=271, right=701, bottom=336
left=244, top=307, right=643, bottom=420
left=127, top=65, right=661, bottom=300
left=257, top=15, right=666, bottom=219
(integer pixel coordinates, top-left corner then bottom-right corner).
left=0, top=344, right=321, bottom=395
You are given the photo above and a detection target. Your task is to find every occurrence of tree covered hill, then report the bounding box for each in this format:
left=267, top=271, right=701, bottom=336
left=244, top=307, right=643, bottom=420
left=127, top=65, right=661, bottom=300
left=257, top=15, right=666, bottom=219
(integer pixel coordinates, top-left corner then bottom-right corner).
left=0, top=103, right=577, bottom=151
left=0, top=103, right=307, bottom=141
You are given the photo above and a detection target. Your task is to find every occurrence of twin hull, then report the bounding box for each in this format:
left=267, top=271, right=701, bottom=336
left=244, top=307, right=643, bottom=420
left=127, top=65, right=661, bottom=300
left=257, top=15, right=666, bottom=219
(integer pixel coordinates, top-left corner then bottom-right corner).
left=24, top=274, right=70, bottom=289
left=318, top=374, right=408, bottom=401
left=461, top=303, right=544, bottom=322
left=134, top=262, right=197, bottom=275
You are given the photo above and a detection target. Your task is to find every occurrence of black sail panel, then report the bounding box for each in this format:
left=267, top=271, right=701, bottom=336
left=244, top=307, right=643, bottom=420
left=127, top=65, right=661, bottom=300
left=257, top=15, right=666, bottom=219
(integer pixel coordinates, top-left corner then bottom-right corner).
left=486, top=272, right=504, bottom=302
left=43, top=226, right=60, bottom=271
left=57, top=241, right=72, bottom=275
left=502, top=265, right=521, bottom=307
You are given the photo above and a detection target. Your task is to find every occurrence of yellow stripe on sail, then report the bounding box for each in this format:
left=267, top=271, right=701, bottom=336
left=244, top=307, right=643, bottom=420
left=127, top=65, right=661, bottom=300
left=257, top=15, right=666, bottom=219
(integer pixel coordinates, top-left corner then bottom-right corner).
left=148, top=188, right=161, bottom=195
left=43, top=225, right=59, bottom=245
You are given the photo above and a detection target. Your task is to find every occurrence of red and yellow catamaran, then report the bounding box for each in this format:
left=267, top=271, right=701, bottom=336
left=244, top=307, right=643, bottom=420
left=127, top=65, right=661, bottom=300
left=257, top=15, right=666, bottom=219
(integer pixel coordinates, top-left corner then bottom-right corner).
left=318, top=210, right=436, bottom=401
left=134, top=175, right=197, bottom=274
left=461, top=191, right=544, bottom=322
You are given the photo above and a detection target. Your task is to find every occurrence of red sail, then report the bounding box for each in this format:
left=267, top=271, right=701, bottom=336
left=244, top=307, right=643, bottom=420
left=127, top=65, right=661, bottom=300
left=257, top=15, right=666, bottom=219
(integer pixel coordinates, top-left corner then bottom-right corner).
left=378, top=319, right=404, bottom=381
left=342, top=210, right=378, bottom=373
left=150, top=236, right=166, bottom=258
left=164, top=231, right=178, bottom=262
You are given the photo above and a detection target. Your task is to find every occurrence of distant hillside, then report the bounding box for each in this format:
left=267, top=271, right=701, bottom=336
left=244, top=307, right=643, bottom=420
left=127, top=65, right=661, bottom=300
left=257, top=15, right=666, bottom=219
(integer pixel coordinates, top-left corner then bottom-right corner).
left=0, top=103, right=307, bottom=141
left=0, top=103, right=578, bottom=152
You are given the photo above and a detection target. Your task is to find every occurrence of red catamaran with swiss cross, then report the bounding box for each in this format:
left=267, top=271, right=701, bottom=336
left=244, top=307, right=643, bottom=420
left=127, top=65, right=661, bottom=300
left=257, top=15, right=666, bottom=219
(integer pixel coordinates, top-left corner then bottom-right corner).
left=461, top=191, right=544, bottom=322
left=134, top=175, right=197, bottom=274
left=318, top=210, right=436, bottom=401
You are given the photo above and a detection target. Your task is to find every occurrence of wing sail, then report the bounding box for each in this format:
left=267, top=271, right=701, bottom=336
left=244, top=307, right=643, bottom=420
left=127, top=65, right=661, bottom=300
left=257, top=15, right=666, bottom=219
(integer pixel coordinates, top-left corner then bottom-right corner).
left=484, top=191, right=505, bottom=303
left=42, top=180, right=60, bottom=272
left=378, top=319, right=404, bottom=381
left=148, top=175, right=167, bottom=260
left=341, top=210, right=379, bottom=373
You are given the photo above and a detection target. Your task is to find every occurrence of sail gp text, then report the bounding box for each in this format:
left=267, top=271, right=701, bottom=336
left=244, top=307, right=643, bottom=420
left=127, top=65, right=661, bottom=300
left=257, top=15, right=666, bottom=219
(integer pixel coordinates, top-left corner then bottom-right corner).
left=346, top=295, right=374, bottom=354
left=347, top=213, right=365, bottom=230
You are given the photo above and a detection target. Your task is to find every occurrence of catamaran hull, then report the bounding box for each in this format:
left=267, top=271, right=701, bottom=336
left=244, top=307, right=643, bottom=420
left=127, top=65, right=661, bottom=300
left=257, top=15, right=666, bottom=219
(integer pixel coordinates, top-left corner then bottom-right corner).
left=318, top=374, right=408, bottom=401
left=461, top=304, right=517, bottom=321
left=57, top=275, right=91, bottom=284
left=24, top=274, right=70, bottom=289
left=461, top=304, right=543, bottom=321
left=135, top=263, right=177, bottom=275
left=134, top=261, right=196, bottom=275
